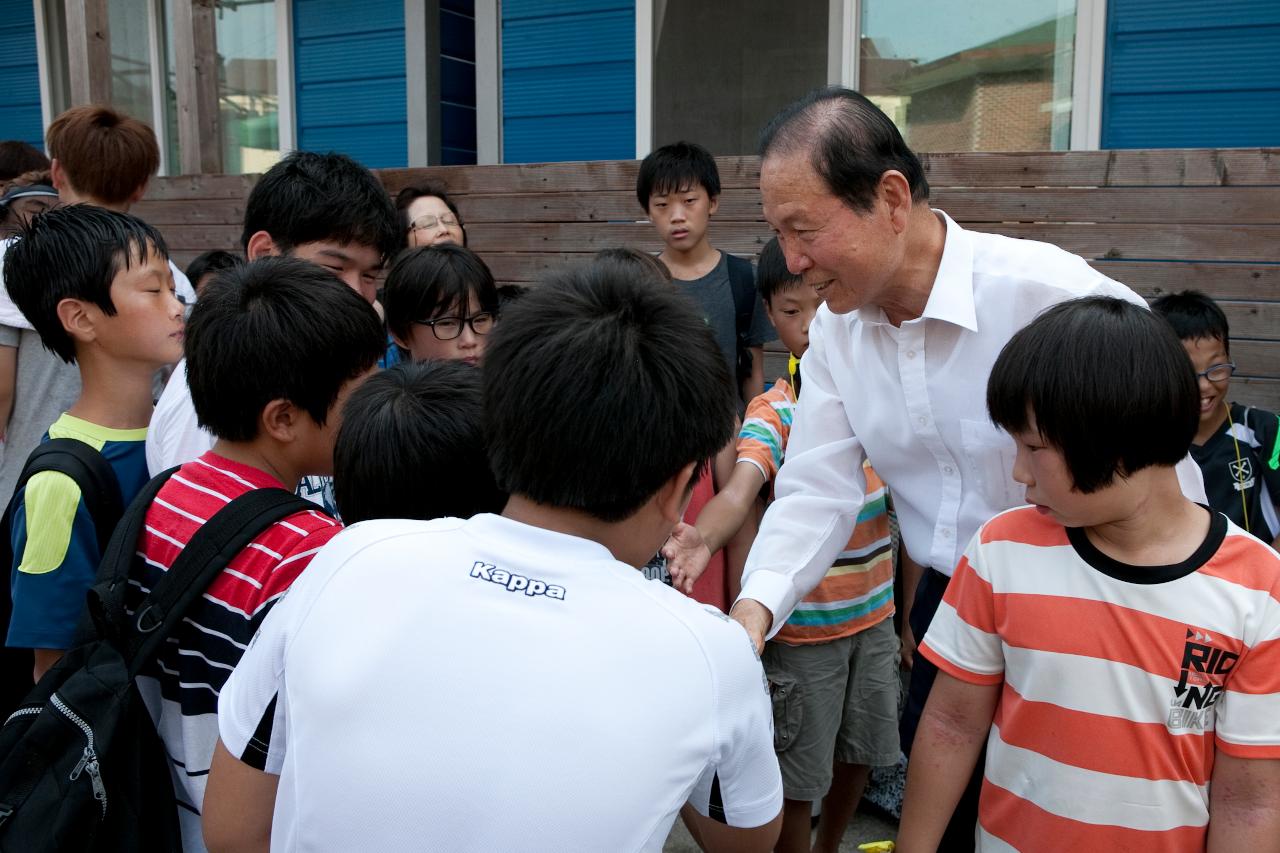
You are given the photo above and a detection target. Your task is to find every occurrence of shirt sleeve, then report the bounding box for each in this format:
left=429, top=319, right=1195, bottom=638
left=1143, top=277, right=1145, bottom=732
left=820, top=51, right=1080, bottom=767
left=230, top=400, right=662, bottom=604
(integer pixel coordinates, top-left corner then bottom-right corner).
left=917, top=529, right=1005, bottom=685
left=147, top=360, right=216, bottom=476
left=1250, top=408, right=1280, bottom=503
left=218, top=592, right=294, bottom=773
left=1214, top=563, right=1280, bottom=759
left=736, top=386, right=790, bottom=483
left=0, top=324, right=19, bottom=348
left=687, top=615, right=783, bottom=828
left=7, top=472, right=101, bottom=649
left=737, top=315, right=867, bottom=638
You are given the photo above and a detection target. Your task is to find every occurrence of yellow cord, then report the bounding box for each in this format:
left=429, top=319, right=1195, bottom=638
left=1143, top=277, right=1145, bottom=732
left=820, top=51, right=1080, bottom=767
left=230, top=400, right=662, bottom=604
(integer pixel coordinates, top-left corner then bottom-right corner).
left=1227, top=399, right=1250, bottom=533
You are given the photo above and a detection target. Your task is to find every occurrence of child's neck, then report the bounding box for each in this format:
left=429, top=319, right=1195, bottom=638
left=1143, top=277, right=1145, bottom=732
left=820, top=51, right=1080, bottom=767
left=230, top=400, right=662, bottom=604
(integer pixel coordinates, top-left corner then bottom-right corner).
left=1194, top=402, right=1230, bottom=446
left=209, top=439, right=305, bottom=492
left=1084, top=470, right=1210, bottom=567
left=501, top=494, right=655, bottom=568
left=66, top=351, right=156, bottom=430
left=658, top=240, right=720, bottom=281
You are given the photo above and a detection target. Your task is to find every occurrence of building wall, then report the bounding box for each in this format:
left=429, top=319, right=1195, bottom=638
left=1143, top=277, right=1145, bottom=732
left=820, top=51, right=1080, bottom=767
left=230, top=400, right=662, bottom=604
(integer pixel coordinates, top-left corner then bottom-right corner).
left=501, top=0, right=635, bottom=163
left=1102, top=0, right=1280, bottom=148
left=0, top=0, right=44, bottom=149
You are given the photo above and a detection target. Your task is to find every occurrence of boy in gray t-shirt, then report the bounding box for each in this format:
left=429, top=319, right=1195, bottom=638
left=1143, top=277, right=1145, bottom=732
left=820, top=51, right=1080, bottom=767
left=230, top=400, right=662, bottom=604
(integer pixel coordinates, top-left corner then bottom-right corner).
left=637, top=141, right=774, bottom=407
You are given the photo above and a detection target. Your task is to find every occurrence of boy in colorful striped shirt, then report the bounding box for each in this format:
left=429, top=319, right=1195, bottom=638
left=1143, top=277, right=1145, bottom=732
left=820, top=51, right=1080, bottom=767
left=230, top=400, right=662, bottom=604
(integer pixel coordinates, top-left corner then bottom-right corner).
left=899, top=297, right=1280, bottom=852
left=664, top=238, right=899, bottom=853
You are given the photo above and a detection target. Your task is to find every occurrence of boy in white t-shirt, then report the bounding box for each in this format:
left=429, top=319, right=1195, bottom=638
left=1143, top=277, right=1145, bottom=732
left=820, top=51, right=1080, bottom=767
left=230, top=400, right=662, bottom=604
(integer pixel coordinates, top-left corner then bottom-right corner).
left=204, top=263, right=784, bottom=852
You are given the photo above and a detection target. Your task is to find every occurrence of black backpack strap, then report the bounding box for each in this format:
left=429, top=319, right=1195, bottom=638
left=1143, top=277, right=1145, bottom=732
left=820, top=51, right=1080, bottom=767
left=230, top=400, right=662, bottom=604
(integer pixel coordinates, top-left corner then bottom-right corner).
left=123, top=488, right=319, bottom=676
left=85, top=467, right=181, bottom=647
left=724, top=254, right=755, bottom=339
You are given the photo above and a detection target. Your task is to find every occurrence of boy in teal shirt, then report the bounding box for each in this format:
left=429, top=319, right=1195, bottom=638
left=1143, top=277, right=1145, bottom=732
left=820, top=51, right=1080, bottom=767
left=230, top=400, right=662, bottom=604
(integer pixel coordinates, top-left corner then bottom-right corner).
left=3, top=205, right=185, bottom=680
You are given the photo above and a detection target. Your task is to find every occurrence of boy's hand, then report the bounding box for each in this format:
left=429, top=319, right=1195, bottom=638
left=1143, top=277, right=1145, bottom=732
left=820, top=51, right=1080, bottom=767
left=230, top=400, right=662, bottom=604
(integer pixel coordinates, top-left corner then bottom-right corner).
left=662, top=522, right=713, bottom=594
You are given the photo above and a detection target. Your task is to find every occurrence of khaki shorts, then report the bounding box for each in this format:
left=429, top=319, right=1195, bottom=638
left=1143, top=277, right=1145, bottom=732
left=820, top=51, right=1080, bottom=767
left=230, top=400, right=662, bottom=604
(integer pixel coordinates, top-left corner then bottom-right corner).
left=762, top=617, right=901, bottom=802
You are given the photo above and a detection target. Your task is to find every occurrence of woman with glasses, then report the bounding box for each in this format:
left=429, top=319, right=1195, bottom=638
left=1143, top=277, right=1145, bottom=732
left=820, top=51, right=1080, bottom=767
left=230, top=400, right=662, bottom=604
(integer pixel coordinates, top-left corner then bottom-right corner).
left=395, top=181, right=467, bottom=248
left=383, top=244, right=499, bottom=366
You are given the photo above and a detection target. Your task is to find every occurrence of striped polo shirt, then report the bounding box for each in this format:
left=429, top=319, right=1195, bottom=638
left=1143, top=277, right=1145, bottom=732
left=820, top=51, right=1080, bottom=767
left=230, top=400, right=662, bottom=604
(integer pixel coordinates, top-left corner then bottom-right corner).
left=128, top=451, right=341, bottom=851
left=738, top=378, right=894, bottom=645
left=920, top=506, right=1280, bottom=852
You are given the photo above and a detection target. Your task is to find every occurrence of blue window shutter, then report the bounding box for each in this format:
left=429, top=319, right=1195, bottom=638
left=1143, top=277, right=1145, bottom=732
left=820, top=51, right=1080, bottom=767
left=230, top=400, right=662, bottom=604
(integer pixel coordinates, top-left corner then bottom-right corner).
left=501, top=0, right=636, bottom=163
left=0, top=1, right=45, bottom=149
left=1102, top=0, right=1280, bottom=148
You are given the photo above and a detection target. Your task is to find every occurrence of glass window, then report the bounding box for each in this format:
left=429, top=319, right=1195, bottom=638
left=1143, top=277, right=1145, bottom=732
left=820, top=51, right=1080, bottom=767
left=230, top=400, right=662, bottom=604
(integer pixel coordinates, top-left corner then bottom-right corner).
left=652, top=0, right=829, bottom=154
left=214, top=0, right=280, bottom=173
left=108, top=0, right=156, bottom=128
left=859, top=0, right=1076, bottom=151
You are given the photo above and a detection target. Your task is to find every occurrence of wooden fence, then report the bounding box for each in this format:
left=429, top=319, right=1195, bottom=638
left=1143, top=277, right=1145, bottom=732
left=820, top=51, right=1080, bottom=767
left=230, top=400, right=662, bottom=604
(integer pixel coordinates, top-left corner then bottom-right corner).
left=132, top=148, right=1280, bottom=408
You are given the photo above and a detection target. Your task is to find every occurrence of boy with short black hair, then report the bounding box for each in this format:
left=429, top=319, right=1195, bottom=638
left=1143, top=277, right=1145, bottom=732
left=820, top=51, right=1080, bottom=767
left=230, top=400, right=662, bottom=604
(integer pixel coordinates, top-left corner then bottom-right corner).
left=205, top=262, right=783, bottom=852
left=637, top=141, right=773, bottom=406
left=3, top=205, right=185, bottom=680
left=333, top=360, right=504, bottom=524
left=184, top=250, right=242, bottom=297
left=899, top=296, right=1280, bottom=851
left=665, top=238, right=898, bottom=853
left=134, top=256, right=383, bottom=850
left=1152, top=289, right=1280, bottom=549
left=148, top=151, right=401, bottom=487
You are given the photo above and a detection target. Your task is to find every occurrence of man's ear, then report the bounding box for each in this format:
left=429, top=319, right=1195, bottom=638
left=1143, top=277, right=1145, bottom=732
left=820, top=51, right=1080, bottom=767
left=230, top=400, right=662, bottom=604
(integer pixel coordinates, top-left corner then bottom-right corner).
left=708, top=194, right=720, bottom=217
left=878, top=170, right=914, bottom=234
left=656, top=461, right=700, bottom=525
left=56, top=297, right=97, bottom=346
left=259, top=398, right=299, bottom=444
left=245, top=231, right=282, bottom=261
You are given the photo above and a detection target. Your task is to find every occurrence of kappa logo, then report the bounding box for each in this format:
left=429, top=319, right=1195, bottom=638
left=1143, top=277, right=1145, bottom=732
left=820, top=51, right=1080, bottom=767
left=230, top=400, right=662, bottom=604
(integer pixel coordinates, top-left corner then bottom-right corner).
left=469, top=561, right=566, bottom=600
left=1229, top=458, right=1256, bottom=491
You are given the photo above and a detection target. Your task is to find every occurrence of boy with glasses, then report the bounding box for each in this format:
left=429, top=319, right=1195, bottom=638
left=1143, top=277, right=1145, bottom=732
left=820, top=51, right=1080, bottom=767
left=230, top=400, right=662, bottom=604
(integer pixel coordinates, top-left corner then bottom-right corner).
left=1153, top=290, right=1280, bottom=548
left=383, top=244, right=499, bottom=366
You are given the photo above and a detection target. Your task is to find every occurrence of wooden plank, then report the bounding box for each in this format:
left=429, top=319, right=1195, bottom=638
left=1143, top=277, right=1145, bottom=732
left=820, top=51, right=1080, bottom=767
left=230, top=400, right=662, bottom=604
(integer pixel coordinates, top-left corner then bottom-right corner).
left=1092, top=262, right=1280, bottom=301
left=65, top=0, right=111, bottom=105
left=918, top=149, right=1280, bottom=188
left=453, top=189, right=763, bottom=224
left=1233, top=378, right=1280, bottom=412
left=1223, top=340, right=1280, bottom=378
left=968, top=223, right=1280, bottom=263
left=465, top=222, right=766, bottom=254
left=172, top=0, right=223, bottom=174
left=1216, top=302, right=1280, bottom=341
left=152, top=225, right=243, bottom=252
left=378, top=157, right=763, bottom=195
left=132, top=199, right=246, bottom=226
left=146, top=174, right=259, bottom=200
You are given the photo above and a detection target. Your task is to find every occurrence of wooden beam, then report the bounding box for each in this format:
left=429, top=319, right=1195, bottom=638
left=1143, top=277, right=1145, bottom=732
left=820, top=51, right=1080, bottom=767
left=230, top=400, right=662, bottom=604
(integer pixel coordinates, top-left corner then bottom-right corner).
left=172, top=0, right=223, bottom=174
left=65, top=0, right=111, bottom=105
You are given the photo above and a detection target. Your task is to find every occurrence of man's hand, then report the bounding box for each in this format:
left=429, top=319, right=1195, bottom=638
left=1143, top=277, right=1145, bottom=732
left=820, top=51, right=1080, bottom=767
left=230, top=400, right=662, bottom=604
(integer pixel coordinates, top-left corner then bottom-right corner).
left=662, top=521, right=713, bottom=595
left=729, top=599, right=773, bottom=656
left=900, top=623, right=916, bottom=670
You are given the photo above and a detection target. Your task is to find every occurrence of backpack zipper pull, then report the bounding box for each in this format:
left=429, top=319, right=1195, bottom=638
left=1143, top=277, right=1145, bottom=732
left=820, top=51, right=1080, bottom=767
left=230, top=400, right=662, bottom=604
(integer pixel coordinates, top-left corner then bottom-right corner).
left=69, top=746, right=92, bottom=781
left=84, top=758, right=106, bottom=802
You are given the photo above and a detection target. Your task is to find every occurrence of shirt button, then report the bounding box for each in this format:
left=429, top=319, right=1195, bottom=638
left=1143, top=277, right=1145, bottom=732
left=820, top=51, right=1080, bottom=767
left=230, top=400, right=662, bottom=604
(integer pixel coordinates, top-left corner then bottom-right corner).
left=906, top=350, right=917, bottom=359
left=943, top=529, right=953, bottom=538
left=944, top=465, right=954, bottom=475
left=918, top=416, right=927, bottom=427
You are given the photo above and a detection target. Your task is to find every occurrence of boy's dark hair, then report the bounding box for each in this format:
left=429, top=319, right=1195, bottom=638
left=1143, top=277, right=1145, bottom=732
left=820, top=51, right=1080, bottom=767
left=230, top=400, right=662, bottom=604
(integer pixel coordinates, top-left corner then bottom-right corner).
left=3, top=205, right=168, bottom=363
left=1150, top=290, right=1231, bottom=353
left=240, top=151, right=400, bottom=264
left=987, top=297, right=1198, bottom=494
left=759, top=86, right=929, bottom=214
left=184, top=250, right=243, bottom=285
left=334, top=360, right=504, bottom=524
left=46, top=106, right=159, bottom=205
left=756, top=237, right=801, bottom=304
left=497, top=283, right=529, bottom=310
left=485, top=263, right=736, bottom=522
left=591, top=247, right=672, bottom=287
left=383, top=244, right=499, bottom=342
left=635, top=141, right=722, bottom=211
left=0, top=142, right=50, bottom=182
left=185, top=257, right=385, bottom=442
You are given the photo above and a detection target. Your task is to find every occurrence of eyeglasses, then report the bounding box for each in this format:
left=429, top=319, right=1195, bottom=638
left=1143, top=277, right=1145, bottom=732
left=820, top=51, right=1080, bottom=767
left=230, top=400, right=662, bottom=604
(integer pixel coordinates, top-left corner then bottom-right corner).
left=409, top=212, right=460, bottom=232
left=1195, top=362, right=1235, bottom=382
left=414, top=312, right=496, bottom=341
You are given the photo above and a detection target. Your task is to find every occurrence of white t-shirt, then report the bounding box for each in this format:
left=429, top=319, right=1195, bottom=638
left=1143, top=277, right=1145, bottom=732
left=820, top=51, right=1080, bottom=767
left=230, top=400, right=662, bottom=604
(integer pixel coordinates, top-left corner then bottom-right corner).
left=218, top=514, right=782, bottom=851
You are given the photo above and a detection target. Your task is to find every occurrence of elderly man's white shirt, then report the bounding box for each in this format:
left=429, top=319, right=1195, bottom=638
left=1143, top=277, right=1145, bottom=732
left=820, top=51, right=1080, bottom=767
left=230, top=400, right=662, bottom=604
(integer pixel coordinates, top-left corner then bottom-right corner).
left=739, top=211, right=1205, bottom=636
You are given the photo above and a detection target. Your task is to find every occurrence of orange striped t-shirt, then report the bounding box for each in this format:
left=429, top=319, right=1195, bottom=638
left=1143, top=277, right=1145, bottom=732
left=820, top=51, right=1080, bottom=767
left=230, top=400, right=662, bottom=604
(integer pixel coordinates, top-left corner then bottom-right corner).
left=919, top=506, right=1280, bottom=852
left=737, top=378, right=894, bottom=645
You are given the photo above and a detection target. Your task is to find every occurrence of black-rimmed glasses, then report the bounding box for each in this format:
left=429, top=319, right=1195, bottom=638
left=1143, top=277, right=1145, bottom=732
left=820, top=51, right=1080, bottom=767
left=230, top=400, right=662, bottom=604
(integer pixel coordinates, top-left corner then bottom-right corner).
left=413, top=312, right=496, bottom=341
left=1195, top=362, right=1235, bottom=383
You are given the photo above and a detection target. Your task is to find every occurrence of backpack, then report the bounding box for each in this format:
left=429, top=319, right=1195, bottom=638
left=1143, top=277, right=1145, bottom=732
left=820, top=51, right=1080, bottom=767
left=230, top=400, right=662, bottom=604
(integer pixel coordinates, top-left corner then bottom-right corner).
left=0, top=439, right=124, bottom=717
left=0, top=468, right=317, bottom=853
left=726, top=254, right=759, bottom=384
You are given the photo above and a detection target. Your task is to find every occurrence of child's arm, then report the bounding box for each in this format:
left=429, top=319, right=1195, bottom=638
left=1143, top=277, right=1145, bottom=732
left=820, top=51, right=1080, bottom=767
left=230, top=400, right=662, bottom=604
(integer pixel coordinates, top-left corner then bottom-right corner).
left=1206, top=753, right=1280, bottom=852
left=665, top=461, right=766, bottom=594
left=0, top=344, right=15, bottom=441
left=898, top=550, right=926, bottom=669
left=204, top=741, right=278, bottom=853
left=896, top=672, right=999, bottom=852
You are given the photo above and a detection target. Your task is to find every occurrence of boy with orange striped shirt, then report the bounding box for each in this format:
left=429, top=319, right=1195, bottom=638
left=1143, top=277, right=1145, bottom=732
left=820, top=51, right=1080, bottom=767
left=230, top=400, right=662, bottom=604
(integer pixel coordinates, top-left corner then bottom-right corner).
left=663, top=238, right=898, bottom=853
left=899, top=297, right=1280, bottom=853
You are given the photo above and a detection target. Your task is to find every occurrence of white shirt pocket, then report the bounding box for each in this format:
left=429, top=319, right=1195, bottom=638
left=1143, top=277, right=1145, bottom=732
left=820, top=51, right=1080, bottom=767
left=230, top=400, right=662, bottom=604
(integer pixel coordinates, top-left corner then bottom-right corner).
left=959, top=418, right=1023, bottom=512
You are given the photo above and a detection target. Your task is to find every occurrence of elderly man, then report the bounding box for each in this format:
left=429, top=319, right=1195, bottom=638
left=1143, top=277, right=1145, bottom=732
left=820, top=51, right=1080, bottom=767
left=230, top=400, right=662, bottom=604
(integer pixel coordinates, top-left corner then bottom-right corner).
left=722, top=87, right=1204, bottom=850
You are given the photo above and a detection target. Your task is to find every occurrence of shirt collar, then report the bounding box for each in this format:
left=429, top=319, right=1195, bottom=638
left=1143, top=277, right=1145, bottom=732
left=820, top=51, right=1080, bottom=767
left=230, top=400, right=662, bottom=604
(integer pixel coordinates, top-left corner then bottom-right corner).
left=854, top=209, right=977, bottom=332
